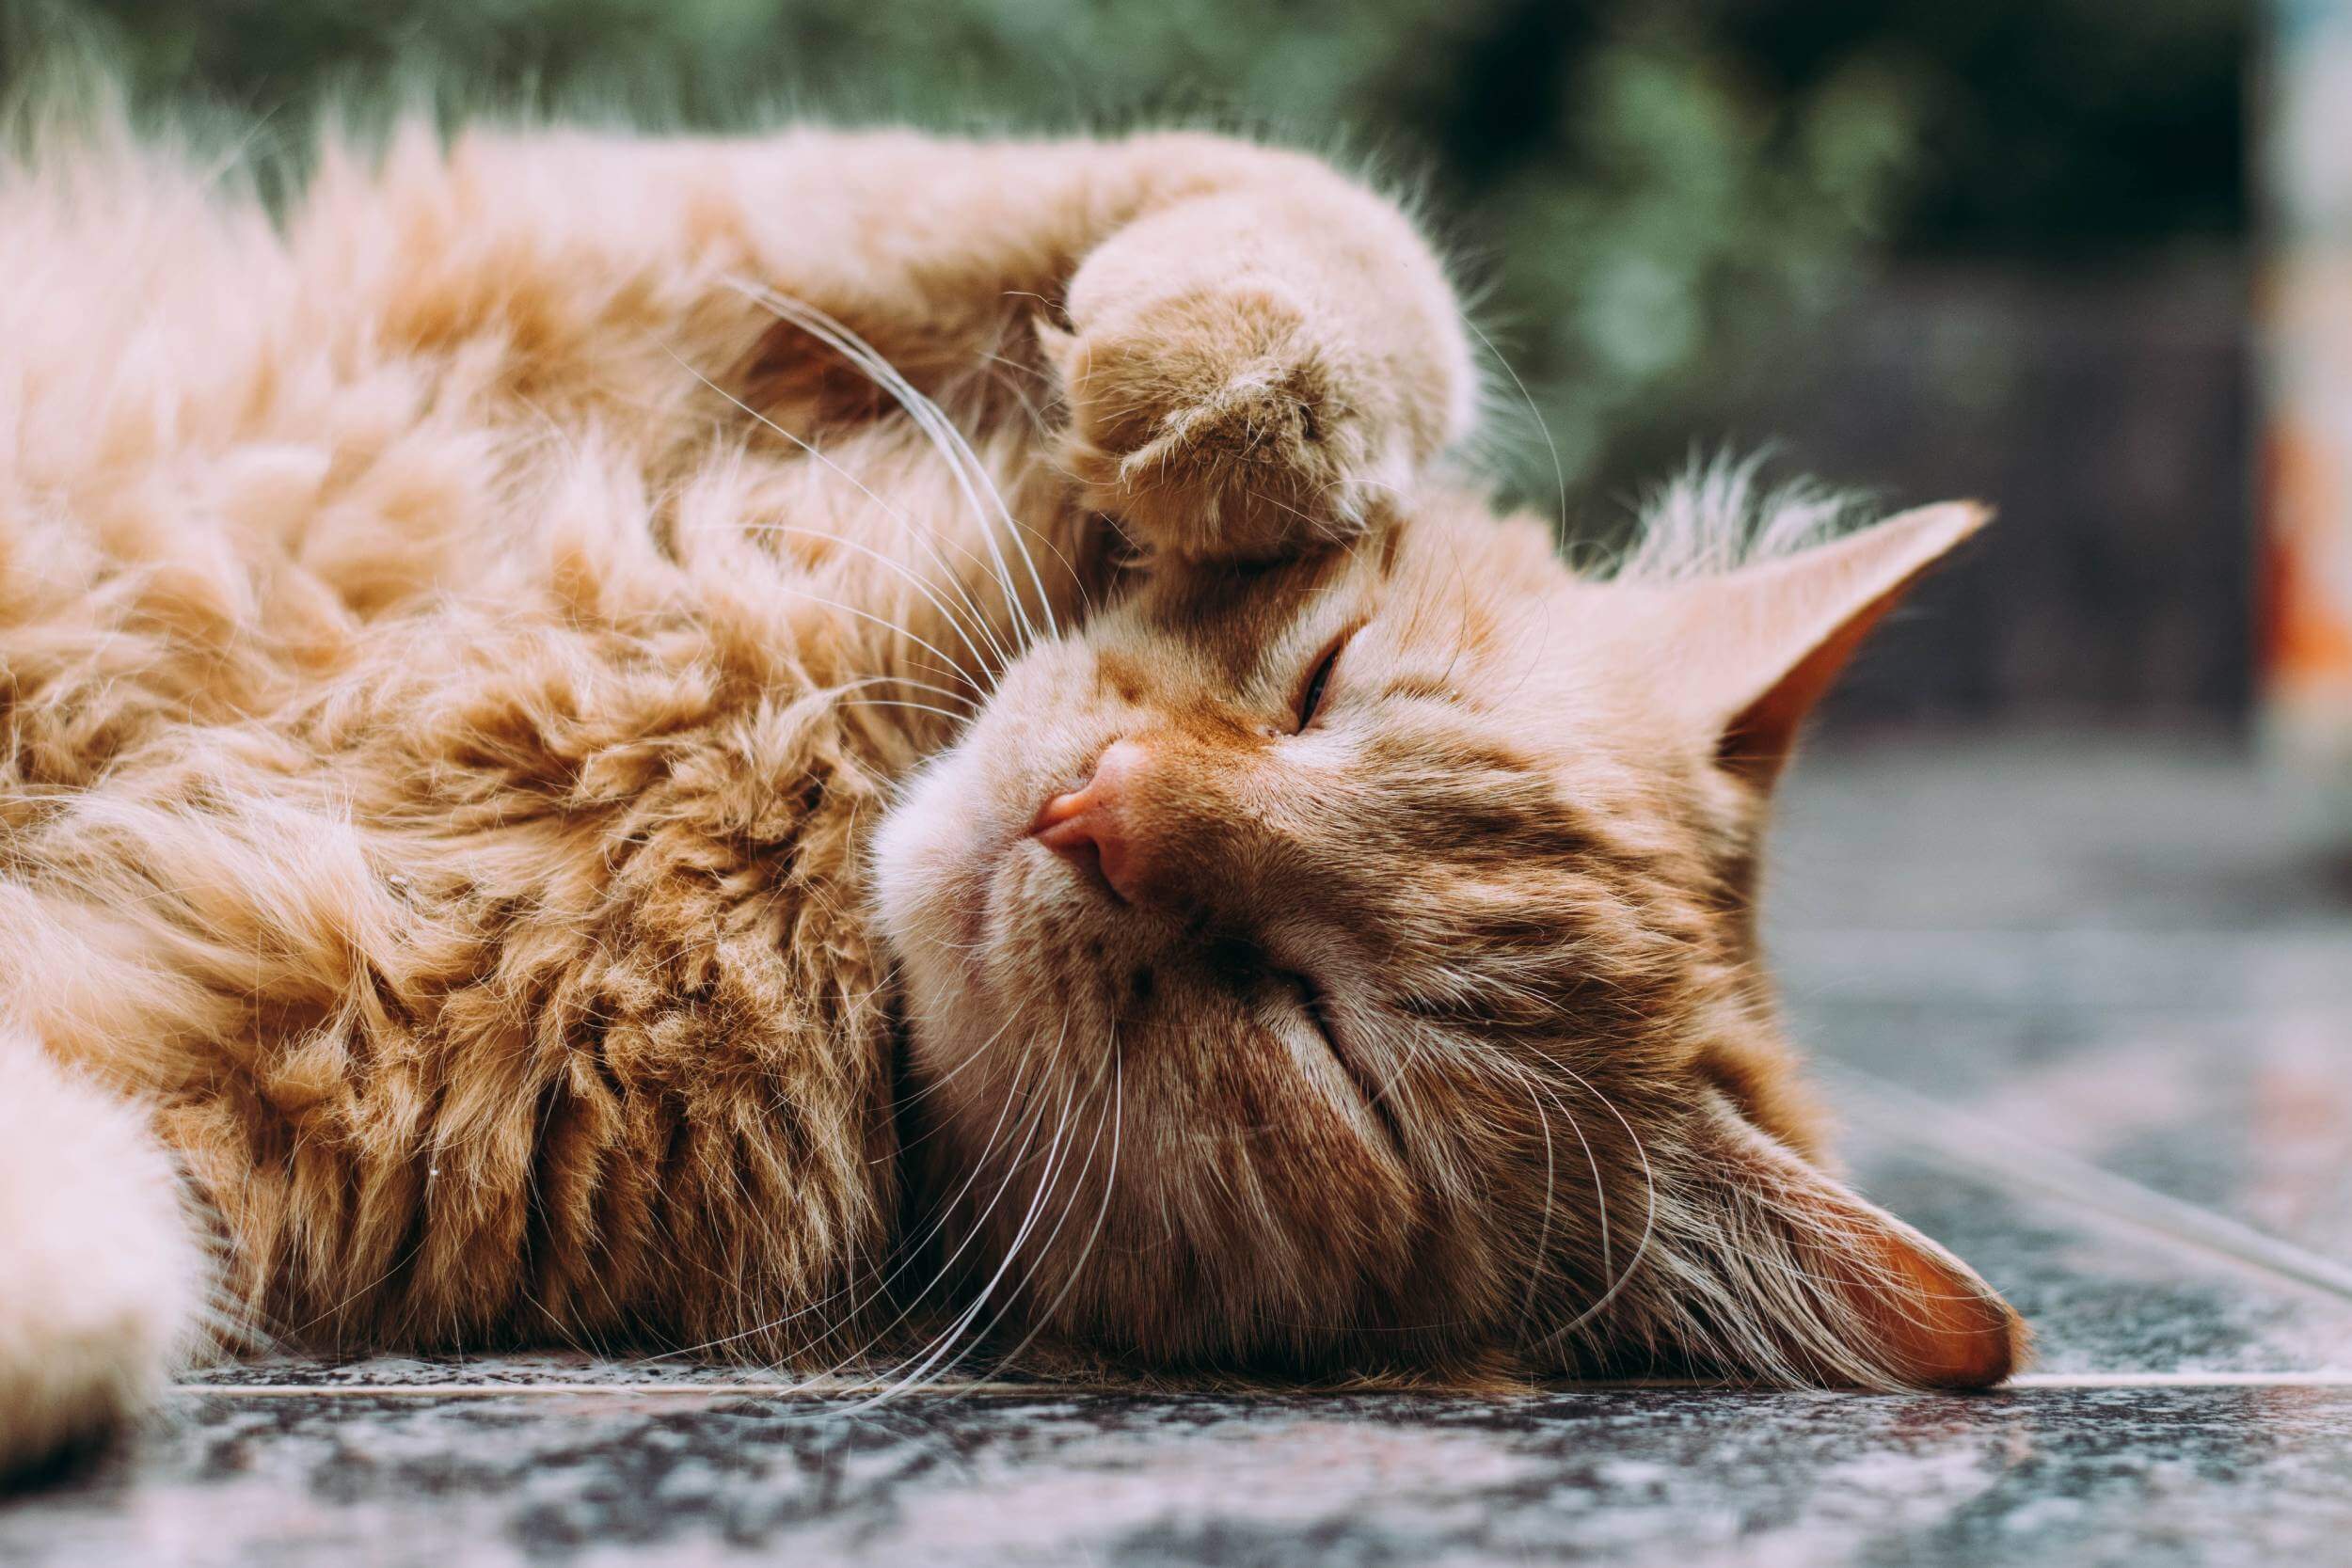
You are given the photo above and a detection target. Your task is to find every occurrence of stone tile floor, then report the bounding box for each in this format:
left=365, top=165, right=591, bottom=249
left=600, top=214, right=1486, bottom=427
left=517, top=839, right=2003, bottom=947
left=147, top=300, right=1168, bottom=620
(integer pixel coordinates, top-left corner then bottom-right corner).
left=7, top=729, right=2351, bottom=1566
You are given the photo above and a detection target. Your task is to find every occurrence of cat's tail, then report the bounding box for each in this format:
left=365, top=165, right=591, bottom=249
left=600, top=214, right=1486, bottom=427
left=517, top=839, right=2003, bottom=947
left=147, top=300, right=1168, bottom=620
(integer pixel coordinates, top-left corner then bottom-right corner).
left=0, top=1026, right=212, bottom=1477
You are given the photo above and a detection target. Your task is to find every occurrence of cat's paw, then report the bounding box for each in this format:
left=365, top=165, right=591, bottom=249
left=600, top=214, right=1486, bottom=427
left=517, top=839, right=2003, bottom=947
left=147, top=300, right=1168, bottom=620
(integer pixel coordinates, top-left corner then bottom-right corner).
left=1050, top=288, right=1413, bottom=563
left=0, top=1042, right=208, bottom=1480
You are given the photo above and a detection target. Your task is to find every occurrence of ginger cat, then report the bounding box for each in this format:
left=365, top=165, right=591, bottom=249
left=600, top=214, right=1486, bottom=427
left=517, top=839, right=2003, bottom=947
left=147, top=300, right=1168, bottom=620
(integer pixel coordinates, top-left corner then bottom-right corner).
left=0, top=116, right=2021, bottom=1473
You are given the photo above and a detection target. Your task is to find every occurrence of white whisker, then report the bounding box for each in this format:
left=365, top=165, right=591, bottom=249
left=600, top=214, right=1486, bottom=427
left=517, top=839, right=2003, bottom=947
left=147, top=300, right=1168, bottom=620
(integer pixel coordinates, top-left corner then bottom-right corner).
left=729, top=284, right=1059, bottom=649
left=1538, top=1067, right=1657, bottom=1349
left=664, top=347, right=1012, bottom=675
left=979, top=1029, right=1123, bottom=1376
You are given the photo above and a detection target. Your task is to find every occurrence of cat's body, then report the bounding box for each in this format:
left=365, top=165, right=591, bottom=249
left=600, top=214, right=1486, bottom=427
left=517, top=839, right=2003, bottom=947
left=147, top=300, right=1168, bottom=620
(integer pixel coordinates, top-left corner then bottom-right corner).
left=0, top=115, right=2020, bottom=1474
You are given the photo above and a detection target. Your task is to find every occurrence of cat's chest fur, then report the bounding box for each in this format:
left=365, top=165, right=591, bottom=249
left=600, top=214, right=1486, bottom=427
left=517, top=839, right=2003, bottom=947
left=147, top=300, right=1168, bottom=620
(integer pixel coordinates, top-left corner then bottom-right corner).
left=88, top=506, right=945, bottom=1354
left=0, top=146, right=1066, bottom=1353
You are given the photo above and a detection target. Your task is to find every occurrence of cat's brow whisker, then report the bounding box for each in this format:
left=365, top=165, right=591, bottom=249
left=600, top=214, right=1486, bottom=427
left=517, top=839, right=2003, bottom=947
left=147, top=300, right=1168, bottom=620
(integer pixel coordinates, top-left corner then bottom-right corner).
left=731, top=282, right=1060, bottom=651
left=819, top=673, right=980, bottom=715
left=835, top=698, right=975, bottom=728
left=666, top=347, right=1013, bottom=675
left=1464, top=313, right=1566, bottom=532
left=667, top=344, right=996, bottom=604
left=1241, top=484, right=1325, bottom=531
left=742, top=579, right=984, bottom=702
left=753, top=522, right=1007, bottom=677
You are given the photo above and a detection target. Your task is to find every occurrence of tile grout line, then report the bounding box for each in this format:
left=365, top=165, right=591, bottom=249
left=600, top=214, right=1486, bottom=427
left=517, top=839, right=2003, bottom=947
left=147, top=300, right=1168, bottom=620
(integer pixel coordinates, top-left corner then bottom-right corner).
left=1775, top=926, right=2352, bottom=942
left=168, top=1381, right=1032, bottom=1398
left=168, top=1371, right=2352, bottom=1398
left=2007, top=1372, right=2352, bottom=1387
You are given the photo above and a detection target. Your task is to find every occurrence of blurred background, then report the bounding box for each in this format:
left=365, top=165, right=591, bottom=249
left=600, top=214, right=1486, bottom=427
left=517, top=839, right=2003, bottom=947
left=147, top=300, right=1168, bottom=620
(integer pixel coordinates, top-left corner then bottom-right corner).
left=2, top=0, right=2282, bottom=739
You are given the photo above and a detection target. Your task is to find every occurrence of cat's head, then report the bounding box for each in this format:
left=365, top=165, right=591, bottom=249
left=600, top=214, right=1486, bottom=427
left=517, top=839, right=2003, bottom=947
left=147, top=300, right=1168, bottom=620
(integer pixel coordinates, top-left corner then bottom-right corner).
left=872, top=475, right=2026, bottom=1389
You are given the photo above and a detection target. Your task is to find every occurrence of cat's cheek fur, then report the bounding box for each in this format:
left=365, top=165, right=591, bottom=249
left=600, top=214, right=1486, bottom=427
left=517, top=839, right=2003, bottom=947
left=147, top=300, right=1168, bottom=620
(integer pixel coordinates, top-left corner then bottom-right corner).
left=871, top=744, right=995, bottom=974
left=0, top=1036, right=212, bottom=1475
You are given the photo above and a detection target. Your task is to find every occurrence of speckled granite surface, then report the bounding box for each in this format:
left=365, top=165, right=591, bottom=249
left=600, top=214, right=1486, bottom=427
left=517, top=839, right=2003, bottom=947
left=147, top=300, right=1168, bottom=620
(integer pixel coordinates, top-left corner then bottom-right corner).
left=7, top=732, right=2352, bottom=1565
left=12, top=1386, right=2352, bottom=1568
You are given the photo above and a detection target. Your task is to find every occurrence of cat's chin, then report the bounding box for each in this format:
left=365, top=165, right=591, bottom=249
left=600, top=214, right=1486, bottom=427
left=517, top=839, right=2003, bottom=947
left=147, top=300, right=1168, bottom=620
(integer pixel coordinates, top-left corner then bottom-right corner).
left=872, top=757, right=995, bottom=975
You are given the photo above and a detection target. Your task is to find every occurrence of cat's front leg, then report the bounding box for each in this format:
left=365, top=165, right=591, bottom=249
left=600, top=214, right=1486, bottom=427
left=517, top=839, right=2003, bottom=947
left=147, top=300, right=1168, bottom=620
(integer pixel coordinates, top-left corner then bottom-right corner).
left=1052, top=140, right=1476, bottom=563
left=0, top=1035, right=211, bottom=1478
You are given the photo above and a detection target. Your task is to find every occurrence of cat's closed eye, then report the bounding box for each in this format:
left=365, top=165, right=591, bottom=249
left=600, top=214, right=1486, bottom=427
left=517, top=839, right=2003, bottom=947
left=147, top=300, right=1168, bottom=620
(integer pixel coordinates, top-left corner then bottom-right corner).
left=1294, top=626, right=1353, bottom=731
left=1281, top=971, right=1342, bottom=1055
left=1093, top=519, right=1152, bottom=588
left=1205, top=940, right=1341, bottom=1054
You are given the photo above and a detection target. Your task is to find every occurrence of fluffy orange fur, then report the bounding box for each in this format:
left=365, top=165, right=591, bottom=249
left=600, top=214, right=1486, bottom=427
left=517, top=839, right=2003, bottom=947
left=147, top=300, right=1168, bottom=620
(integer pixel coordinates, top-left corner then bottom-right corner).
left=0, top=110, right=2022, bottom=1472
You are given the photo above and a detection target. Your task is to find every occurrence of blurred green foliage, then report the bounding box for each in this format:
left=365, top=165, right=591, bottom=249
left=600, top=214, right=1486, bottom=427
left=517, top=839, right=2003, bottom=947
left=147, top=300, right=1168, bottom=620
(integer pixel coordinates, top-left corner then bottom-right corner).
left=2, top=0, right=2247, bottom=510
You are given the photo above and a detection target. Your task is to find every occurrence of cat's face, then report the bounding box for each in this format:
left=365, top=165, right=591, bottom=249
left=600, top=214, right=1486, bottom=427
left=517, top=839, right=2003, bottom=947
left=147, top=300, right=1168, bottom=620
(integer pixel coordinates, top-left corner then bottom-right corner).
left=874, top=487, right=2026, bottom=1389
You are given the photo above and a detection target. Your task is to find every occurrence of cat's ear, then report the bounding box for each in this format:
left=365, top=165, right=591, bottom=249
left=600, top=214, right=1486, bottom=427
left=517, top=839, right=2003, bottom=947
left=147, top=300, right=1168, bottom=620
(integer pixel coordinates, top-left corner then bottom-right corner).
left=1648, top=502, right=1988, bottom=786
left=1656, top=1096, right=2027, bottom=1389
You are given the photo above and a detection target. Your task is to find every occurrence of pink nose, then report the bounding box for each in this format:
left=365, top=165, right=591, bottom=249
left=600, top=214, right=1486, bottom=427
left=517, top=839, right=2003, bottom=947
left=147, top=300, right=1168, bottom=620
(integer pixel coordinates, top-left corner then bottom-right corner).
left=1029, top=739, right=1152, bottom=903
